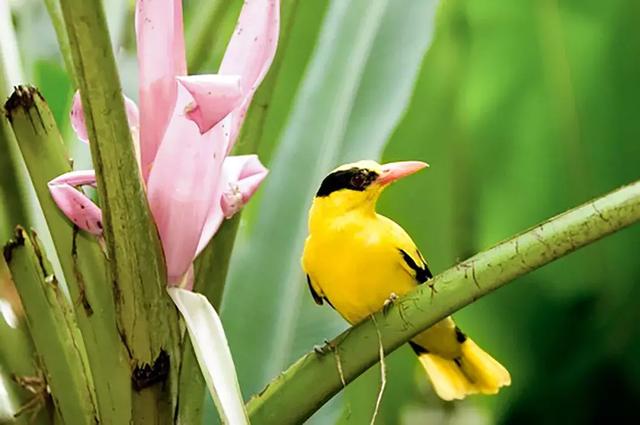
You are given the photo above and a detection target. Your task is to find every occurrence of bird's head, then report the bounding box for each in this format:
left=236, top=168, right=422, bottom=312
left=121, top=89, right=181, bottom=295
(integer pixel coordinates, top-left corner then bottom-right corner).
left=313, top=160, right=428, bottom=213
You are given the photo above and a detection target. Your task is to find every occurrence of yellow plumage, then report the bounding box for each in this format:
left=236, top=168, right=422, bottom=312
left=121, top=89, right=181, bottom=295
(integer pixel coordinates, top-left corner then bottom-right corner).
left=301, top=160, right=510, bottom=400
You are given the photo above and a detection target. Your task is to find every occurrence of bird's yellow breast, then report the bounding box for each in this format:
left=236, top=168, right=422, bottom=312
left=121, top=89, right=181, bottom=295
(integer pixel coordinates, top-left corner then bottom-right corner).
left=302, top=208, right=419, bottom=325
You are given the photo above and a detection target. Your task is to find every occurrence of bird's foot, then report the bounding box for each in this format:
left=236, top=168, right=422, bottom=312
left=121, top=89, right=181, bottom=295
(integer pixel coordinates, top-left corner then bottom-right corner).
left=313, top=339, right=334, bottom=355
left=383, top=292, right=399, bottom=314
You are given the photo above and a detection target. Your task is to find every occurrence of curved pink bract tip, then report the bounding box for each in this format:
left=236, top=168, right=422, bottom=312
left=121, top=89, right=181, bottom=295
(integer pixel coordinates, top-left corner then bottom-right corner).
left=48, top=170, right=103, bottom=235
left=71, top=91, right=139, bottom=145
left=196, top=155, right=269, bottom=256
left=177, top=75, right=244, bottom=134
left=220, top=0, right=280, bottom=152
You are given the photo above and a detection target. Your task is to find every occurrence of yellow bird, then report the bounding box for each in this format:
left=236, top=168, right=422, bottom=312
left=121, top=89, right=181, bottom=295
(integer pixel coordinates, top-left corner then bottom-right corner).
left=301, top=160, right=510, bottom=400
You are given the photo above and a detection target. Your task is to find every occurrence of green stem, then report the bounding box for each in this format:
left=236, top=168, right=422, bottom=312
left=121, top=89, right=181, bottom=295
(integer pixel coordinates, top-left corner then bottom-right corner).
left=57, top=0, right=180, bottom=421
left=0, top=117, right=29, bottom=243
left=4, top=227, right=98, bottom=425
left=246, top=180, right=640, bottom=425
left=0, top=2, right=31, bottom=243
left=0, top=257, right=51, bottom=424
left=42, top=0, right=77, bottom=86
left=4, top=86, right=132, bottom=424
left=177, top=2, right=301, bottom=422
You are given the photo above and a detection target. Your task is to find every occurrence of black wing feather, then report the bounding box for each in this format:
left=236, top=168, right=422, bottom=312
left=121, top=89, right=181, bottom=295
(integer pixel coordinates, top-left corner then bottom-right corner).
left=399, top=249, right=433, bottom=283
left=306, top=274, right=336, bottom=309
left=306, top=274, right=324, bottom=305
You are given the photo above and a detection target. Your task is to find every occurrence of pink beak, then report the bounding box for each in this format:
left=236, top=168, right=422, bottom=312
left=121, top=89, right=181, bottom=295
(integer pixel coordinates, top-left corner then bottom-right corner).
left=377, top=161, right=429, bottom=185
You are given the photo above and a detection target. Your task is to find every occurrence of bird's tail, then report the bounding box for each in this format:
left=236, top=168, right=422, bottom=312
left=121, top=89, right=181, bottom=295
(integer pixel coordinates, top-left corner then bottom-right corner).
left=410, top=338, right=511, bottom=401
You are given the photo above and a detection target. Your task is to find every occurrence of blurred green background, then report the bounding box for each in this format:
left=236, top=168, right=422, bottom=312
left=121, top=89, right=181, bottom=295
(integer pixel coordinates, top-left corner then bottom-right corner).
left=2, top=0, right=639, bottom=424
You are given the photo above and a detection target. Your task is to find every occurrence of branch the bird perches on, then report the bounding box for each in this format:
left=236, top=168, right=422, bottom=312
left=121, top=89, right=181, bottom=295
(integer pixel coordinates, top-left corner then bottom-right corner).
left=247, top=180, right=640, bottom=425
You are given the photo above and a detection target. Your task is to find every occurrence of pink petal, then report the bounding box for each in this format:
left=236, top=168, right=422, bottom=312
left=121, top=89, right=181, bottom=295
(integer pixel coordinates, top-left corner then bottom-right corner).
left=195, top=155, right=268, bottom=255
left=70, top=91, right=139, bottom=144
left=219, top=154, right=268, bottom=217
left=48, top=170, right=103, bottom=235
left=70, top=92, right=89, bottom=142
left=136, top=0, right=187, bottom=180
left=146, top=85, right=227, bottom=283
left=220, top=0, right=280, bottom=150
left=195, top=207, right=224, bottom=258
left=176, top=75, right=244, bottom=134
left=49, top=169, right=98, bottom=188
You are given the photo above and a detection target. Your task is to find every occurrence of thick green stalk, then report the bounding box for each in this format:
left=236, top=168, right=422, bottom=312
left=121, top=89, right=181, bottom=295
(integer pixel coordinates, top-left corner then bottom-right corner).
left=0, top=117, right=29, bottom=243
left=247, top=180, right=640, bottom=424
left=4, top=227, right=98, bottom=425
left=0, top=257, right=51, bottom=424
left=177, top=2, right=301, bottom=422
left=5, top=86, right=132, bottom=424
left=57, top=0, right=180, bottom=422
left=0, top=3, right=30, bottom=243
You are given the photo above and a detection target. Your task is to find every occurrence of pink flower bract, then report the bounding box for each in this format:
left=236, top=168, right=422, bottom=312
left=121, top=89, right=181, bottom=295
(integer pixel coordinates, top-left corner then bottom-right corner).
left=49, top=0, right=278, bottom=285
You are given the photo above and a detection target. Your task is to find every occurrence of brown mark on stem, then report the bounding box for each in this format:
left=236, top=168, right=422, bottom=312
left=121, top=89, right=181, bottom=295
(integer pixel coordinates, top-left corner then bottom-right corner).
left=459, top=261, right=480, bottom=288
left=397, top=299, right=414, bottom=330
left=3, top=227, right=26, bottom=264
left=28, top=230, right=50, bottom=280
left=471, top=262, right=481, bottom=288
left=132, top=350, right=171, bottom=391
left=71, top=226, right=93, bottom=316
left=4, top=86, right=38, bottom=120
left=533, top=226, right=551, bottom=250
left=592, top=202, right=610, bottom=223
left=514, top=239, right=533, bottom=271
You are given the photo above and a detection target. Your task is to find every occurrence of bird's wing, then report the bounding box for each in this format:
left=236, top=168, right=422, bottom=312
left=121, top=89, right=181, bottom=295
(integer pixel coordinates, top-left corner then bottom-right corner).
left=306, top=274, right=324, bottom=305
left=399, top=248, right=432, bottom=284
left=302, top=236, right=332, bottom=307
left=379, top=215, right=433, bottom=284
left=306, top=274, right=336, bottom=309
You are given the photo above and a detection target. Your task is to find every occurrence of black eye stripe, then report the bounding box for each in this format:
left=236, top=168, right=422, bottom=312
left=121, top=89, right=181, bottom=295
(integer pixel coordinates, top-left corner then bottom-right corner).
left=316, top=168, right=379, bottom=197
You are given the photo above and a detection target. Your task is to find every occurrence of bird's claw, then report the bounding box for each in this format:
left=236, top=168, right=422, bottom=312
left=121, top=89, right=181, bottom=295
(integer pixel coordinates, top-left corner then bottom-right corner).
left=383, top=292, right=398, bottom=314
left=313, top=339, right=334, bottom=355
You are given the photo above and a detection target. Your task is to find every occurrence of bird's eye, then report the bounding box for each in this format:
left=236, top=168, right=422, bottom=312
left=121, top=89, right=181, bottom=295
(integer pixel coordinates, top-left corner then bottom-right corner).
left=351, top=173, right=366, bottom=188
